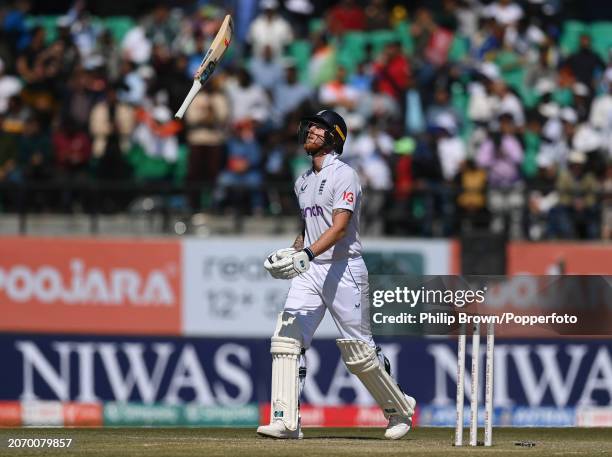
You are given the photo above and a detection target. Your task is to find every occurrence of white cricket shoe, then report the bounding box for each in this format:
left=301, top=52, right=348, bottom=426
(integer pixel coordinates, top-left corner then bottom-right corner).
left=384, top=395, right=417, bottom=440
left=257, top=420, right=303, bottom=439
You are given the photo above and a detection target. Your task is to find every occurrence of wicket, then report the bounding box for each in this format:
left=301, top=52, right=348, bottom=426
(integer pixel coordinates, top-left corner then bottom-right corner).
left=454, top=321, right=495, bottom=447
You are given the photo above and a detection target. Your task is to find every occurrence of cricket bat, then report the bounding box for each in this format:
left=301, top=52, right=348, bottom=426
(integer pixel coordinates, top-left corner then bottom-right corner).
left=174, top=14, right=233, bottom=119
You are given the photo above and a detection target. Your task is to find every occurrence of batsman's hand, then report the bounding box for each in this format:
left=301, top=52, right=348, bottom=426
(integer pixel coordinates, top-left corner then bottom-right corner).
left=264, top=248, right=296, bottom=279
left=263, top=248, right=310, bottom=279
left=274, top=251, right=310, bottom=279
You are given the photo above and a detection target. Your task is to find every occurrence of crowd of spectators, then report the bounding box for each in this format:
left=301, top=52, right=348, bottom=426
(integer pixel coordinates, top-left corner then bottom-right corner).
left=0, top=0, right=611, bottom=239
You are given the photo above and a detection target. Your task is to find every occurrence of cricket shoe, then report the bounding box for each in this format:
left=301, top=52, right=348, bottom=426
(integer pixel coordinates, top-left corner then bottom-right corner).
left=257, top=419, right=303, bottom=439
left=384, top=395, right=417, bottom=440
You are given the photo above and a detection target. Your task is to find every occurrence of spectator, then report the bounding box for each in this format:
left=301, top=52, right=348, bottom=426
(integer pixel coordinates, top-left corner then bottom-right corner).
left=18, top=115, right=52, bottom=183
left=53, top=116, right=91, bottom=174
left=62, top=68, right=98, bottom=131
left=52, top=116, right=92, bottom=211
left=525, top=154, right=558, bottom=240
left=372, top=41, right=410, bottom=104
left=284, top=0, right=316, bottom=38
left=133, top=100, right=181, bottom=164
left=249, top=45, right=285, bottom=91
left=456, top=158, right=488, bottom=230
left=0, top=113, right=20, bottom=183
left=0, top=57, right=22, bottom=114
left=247, top=0, right=293, bottom=59
left=326, top=0, right=366, bottom=36
left=89, top=83, right=135, bottom=159
left=226, top=67, right=271, bottom=125
left=410, top=7, right=453, bottom=88
left=435, top=113, right=466, bottom=182
left=589, top=69, right=612, bottom=156
left=117, top=59, right=146, bottom=106
left=365, top=0, right=391, bottom=31
left=215, top=119, right=264, bottom=214
left=490, top=79, right=525, bottom=127
left=184, top=78, right=229, bottom=209
left=550, top=151, right=600, bottom=239
left=319, top=66, right=359, bottom=111
left=484, top=0, right=523, bottom=27
left=121, top=24, right=152, bottom=65
left=564, top=34, right=605, bottom=90
left=307, top=33, right=337, bottom=87
left=273, top=62, right=313, bottom=121
left=426, top=83, right=462, bottom=132
left=477, top=116, right=523, bottom=188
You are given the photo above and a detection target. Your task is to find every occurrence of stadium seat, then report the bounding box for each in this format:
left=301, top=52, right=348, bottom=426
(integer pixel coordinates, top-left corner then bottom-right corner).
left=394, top=21, right=414, bottom=55
left=560, top=20, right=586, bottom=55
left=448, top=34, right=470, bottom=62
left=369, top=29, right=399, bottom=56
left=26, top=15, right=58, bottom=44
left=103, top=16, right=135, bottom=43
left=589, top=22, right=612, bottom=61
left=287, top=40, right=312, bottom=81
left=337, top=32, right=367, bottom=68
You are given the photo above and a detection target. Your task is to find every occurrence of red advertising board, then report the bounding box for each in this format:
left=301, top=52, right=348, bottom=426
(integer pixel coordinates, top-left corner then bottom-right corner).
left=508, top=242, right=612, bottom=274
left=260, top=403, right=418, bottom=428
left=0, top=237, right=181, bottom=335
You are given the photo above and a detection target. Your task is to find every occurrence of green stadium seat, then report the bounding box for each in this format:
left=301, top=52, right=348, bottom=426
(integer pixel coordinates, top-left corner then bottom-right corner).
left=286, top=40, right=312, bottom=82
left=589, top=22, right=612, bottom=61
left=103, top=16, right=135, bottom=43
left=560, top=20, right=586, bottom=55
left=394, top=21, right=414, bottom=55
left=309, top=18, right=324, bottom=35
left=336, top=32, right=366, bottom=73
left=448, top=34, right=469, bottom=62
left=369, top=29, right=399, bottom=56
left=26, top=15, right=59, bottom=44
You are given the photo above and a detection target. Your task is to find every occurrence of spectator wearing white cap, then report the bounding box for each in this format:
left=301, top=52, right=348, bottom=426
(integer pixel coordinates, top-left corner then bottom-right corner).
left=434, top=112, right=466, bottom=182
left=247, top=0, right=293, bottom=59
left=0, top=58, right=22, bottom=114
left=572, top=82, right=591, bottom=122
left=483, top=0, right=523, bottom=26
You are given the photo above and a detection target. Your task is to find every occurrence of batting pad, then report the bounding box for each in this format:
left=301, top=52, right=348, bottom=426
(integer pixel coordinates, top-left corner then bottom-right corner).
left=268, top=312, right=304, bottom=431
left=337, top=339, right=414, bottom=418
left=270, top=336, right=301, bottom=430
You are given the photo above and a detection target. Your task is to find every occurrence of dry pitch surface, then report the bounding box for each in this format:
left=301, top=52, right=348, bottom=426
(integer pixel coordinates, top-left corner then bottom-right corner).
left=1, top=427, right=611, bottom=457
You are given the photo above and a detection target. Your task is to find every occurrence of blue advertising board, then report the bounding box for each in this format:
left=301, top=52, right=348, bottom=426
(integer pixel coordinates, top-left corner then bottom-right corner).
left=0, top=334, right=609, bottom=412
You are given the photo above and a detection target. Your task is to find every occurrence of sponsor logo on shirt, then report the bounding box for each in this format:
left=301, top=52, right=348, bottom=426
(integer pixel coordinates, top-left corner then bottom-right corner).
left=301, top=205, right=324, bottom=218
left=342, top=191, right=354, bottom=203
left=299, top=182, right=308, bottom=193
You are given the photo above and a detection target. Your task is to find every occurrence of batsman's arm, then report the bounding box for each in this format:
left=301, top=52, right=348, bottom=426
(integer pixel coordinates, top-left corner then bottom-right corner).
left=292, top=221, right=305, bottom=250
left=307, top=208, right=352, bottom=257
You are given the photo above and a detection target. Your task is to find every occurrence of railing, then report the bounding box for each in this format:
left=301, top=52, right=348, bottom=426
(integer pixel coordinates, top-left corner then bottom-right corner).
left=0, top=180, right=607, bottom=238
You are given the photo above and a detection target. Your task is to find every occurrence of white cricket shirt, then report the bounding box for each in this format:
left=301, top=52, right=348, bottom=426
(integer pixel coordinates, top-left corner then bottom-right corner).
left=294, top=153, right=362, bottom=262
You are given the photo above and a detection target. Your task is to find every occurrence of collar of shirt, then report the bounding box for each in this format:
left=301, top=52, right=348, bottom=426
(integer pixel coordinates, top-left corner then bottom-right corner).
left=314, top=152, right=338, bottom=174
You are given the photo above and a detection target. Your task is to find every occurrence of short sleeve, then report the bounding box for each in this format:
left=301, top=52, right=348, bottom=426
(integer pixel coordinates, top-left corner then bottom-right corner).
left=333, top=167, right=359, bottom=212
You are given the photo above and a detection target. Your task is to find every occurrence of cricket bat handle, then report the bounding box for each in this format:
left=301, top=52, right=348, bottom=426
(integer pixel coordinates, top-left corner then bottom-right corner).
left=175, top=80, right=203, bottom=119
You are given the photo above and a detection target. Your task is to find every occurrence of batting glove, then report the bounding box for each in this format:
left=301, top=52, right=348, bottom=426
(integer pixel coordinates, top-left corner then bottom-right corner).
left=274, top=249, right=313, bottom=279
left=264, top=248, right=297, bottom=279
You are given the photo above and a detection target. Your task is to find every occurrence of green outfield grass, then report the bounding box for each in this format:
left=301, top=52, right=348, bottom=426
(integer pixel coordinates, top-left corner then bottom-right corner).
left=0, top=427, right=611, bottom=457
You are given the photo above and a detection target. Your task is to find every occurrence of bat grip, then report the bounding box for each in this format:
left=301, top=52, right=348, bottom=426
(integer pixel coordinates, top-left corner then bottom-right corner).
left=175, top=80, right=202, bottom=119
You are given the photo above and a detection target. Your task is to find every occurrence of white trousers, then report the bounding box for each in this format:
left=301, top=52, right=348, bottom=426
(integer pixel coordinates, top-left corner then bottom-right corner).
left=284, top=256, right=374, bottom=348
